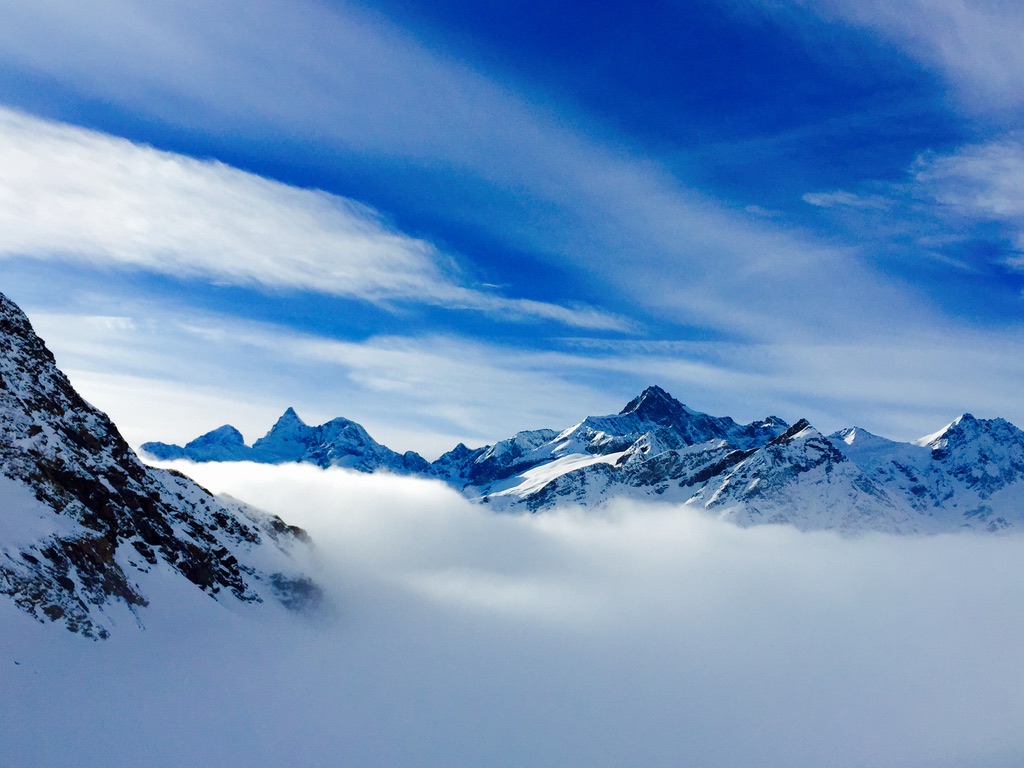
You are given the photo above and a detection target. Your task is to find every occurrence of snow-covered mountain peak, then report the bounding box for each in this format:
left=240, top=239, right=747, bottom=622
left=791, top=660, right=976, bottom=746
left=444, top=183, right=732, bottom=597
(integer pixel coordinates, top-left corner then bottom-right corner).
left=757, top=415, right=788, bottom=429
left=202, top=424, right=245, bottom=443
left=770, top=419, right=818, bottom=444
left=913, top=413, right=983, bottom=449
left=268, top=406, right=308, bottom=434
left=827, top=426, right=923, bottom=470
left=618, top=385, right=694, bottom=423
left=138, top=376, right=1024, bottom=534
left=829, top=426, right=907, bottom=453
left=911, top=414, right=1024, bottom=497
left=251, top=408, right=316, bottom=462
left=834, top=426, right=871, bottom=445
left=915, top=413, right=1020, bottom=455
left=187, top=424, right=247, bottom=456
left=145, top=406, right=429, bottom=474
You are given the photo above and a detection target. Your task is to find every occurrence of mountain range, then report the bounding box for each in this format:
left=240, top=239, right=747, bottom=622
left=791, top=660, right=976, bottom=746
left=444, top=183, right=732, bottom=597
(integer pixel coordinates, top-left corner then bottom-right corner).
left=5, top=282, right=1024, bottom=636
left=0, top=291, right=321, bottom=638
left=144, top=385, right=1024, bottom=534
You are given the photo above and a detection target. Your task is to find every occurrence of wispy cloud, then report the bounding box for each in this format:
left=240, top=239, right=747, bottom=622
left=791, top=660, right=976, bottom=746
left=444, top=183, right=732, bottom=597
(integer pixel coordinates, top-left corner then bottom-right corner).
left=775, top=0, right=1024, bottom=112
left=4, top=0, right=1021, bottom=451
left=0, top=108, right=624, bottom=331
left=803, top=137, right=1024, bottom=275
left=802, top=190, right=891, bottom=210
left=26, top=302, right=623, bottom=456
left=0, top=1, right=937, bottom=343
left=26, top=293, right=1024, bottom=462
left=913, top=137, right=1024, bottom=256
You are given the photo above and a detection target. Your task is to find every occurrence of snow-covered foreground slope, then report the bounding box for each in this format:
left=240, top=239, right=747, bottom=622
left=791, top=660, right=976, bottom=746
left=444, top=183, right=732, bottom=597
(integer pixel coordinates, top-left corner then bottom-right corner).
left=0, top=291, right=319, bottom=637
left=6, top=461, right=1024, bottom=768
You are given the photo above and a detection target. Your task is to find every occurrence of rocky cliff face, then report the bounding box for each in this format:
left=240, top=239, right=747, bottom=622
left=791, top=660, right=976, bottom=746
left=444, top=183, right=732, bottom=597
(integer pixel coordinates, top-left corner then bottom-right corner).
left=0, top=292, right=320, bottom=639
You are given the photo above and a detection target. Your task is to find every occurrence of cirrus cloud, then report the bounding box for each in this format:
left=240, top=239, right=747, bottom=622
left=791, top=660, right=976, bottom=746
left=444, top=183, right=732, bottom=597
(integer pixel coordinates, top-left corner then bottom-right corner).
left=769, top=0, right=1024, bottom=113
left=0, top=107, right=625, bottom=331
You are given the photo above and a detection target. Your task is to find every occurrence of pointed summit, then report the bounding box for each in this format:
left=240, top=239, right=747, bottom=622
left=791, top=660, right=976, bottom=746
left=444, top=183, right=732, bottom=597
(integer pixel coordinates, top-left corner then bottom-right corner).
left=261, top=406, right=311, bottom=443
left=252, top=407, right=315, bottom=461
left=915, top=413, right=978, bottom=448
left=915, top=413, right=1024, bottom=467
left=273, top=406, right=307, bottom=429
left=619, top=385, right=691, bottom=425
left=601, top=385, right=790, bottom=450
left=831, top=426, right=886, bottom=446
left=771, top=418, right=816, bottom=445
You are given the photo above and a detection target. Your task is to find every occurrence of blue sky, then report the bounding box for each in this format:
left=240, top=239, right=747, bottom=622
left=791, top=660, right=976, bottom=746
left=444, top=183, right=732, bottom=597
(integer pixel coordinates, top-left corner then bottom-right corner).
left=1, top=0, right=1023, bottom=457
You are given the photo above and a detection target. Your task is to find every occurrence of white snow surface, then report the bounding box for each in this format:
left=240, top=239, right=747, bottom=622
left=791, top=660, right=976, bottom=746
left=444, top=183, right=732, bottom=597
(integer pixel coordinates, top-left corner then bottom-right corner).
left=481, top=450, right=628, bottom=502
left=914, top=418, right=961, bottom=447
left=0, top=474, right=85, bottom=546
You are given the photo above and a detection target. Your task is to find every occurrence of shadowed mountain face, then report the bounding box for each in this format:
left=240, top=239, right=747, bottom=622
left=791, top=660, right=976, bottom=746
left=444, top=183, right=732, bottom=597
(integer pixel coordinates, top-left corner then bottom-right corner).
left=145, top=381, right=1024, bottom=534
left=145, top=407, right=429, bottom=474
left=0, top=292, right=320, bottom=639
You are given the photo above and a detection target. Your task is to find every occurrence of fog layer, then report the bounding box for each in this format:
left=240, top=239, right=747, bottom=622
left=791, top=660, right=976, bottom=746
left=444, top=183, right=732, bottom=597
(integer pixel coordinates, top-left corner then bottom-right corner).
left=4, top=461, right=1024, bottom=768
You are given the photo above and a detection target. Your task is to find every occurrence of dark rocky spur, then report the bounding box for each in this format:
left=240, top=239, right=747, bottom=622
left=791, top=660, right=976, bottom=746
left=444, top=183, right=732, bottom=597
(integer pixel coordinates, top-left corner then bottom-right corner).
left=0, top=291, right=321, bottom=638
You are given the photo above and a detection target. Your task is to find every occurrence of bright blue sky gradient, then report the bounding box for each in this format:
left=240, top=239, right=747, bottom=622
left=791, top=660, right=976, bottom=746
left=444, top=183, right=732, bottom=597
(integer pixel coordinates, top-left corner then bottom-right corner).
left=1, top=0, right=1023, bottom=456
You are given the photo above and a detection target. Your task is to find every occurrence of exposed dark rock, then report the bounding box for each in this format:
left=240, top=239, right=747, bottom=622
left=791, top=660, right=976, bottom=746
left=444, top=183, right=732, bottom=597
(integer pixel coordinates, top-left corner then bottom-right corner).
left=0, top=291, right=319, bottom=638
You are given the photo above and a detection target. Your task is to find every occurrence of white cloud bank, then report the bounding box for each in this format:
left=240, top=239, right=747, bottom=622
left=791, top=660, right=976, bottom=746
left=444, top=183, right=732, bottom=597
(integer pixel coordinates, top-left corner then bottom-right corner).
left=5, top=463, right=1024, bottom=768
left=0, top=108, right=623, bottom=331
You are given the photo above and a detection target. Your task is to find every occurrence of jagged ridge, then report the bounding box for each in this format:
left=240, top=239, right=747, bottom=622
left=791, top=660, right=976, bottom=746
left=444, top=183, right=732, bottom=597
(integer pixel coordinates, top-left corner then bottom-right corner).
left=143, top=383, right=1024, bottom=534
left=145, top=407, right=428, bottom=474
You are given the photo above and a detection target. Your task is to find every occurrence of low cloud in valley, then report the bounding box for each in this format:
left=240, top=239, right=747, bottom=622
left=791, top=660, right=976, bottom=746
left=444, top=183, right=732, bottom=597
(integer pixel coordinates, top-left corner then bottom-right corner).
left=5, top=462, right=1021, bottom=768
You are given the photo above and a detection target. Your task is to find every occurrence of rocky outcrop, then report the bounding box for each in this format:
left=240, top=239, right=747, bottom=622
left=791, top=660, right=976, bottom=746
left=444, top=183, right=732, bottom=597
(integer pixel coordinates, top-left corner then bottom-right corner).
left=0, top=291, right=321, bottom=638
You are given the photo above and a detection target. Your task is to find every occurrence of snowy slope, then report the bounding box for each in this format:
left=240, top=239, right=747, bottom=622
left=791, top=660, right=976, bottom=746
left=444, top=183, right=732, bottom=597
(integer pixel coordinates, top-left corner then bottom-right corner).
left=844, top=414, right=1024, bottom=531
left=0, top=292, right=320, bottom=638
left=693, top=421, right=921, bottom=533
left=455, top=386, right=789, bottom=512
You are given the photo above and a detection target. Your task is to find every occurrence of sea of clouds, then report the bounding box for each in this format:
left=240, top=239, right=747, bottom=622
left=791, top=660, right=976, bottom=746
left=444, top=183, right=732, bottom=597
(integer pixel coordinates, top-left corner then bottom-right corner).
left=3, top=461, right=1024, bottom=767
